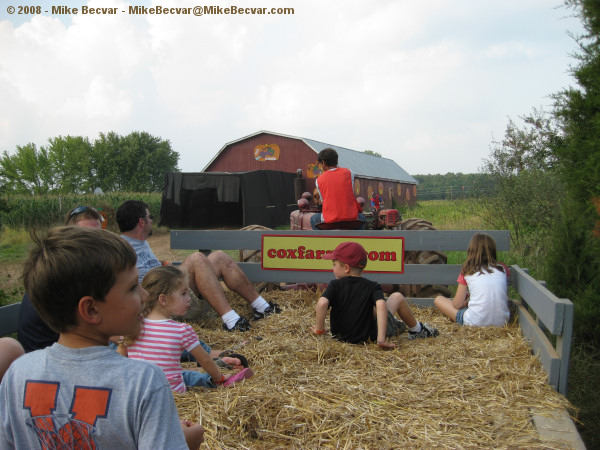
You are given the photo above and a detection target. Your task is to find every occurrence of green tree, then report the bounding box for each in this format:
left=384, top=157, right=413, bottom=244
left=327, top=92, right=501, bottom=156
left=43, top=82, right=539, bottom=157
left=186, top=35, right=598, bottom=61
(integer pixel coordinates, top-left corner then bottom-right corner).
left=0, top=143, right=53, bottom=194
left=553, top=1, right=600, bottom=203
left=90, top=131, right=125, bottom=192
left=46, top=136, right=94, bottom=193
left=480, top=110, right=563, bottom=250
left=91, top=131, right=179, bottom=192
left=1, top=136, right=95, bottom=194
left=0, top=131, right=180, bottom=194
left=546, top=0, right=600, bottom=343
left=484, top=109, right=559, bottom=176
left=362, top=150, right=382, bottom=157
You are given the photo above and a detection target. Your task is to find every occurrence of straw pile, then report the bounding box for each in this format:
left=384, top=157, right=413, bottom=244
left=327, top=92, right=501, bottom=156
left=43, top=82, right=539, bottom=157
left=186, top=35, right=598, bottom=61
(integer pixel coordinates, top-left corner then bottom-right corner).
left=174, top=289, right=574, bottom=449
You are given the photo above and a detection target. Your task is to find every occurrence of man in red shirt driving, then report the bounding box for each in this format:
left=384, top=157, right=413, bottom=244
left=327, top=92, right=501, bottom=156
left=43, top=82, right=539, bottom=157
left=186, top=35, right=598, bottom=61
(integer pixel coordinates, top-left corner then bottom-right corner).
left=310, top=148, right=364, bottom=229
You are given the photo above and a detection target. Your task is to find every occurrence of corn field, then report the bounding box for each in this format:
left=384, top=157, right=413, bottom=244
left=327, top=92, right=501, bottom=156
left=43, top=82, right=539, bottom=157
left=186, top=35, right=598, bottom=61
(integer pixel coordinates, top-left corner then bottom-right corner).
left=0, top=193, right=161, bottom=231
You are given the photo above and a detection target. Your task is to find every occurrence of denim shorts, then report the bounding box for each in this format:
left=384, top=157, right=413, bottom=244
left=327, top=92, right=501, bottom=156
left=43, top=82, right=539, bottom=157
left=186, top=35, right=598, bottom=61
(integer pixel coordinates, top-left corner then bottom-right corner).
left=455, top=307, right=467, bottom=326
left=182, top=370, right=215, bottom=389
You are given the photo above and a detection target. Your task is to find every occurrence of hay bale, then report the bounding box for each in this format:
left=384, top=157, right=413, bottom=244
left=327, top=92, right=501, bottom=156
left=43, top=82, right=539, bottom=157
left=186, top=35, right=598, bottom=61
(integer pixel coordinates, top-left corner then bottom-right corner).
left=174, top=290, right=574, bottom=449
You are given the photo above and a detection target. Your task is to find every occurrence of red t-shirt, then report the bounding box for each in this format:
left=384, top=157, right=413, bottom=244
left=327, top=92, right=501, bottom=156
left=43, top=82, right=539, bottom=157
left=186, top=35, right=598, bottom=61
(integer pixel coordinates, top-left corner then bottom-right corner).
left=317, top=167, right=360, bottom=223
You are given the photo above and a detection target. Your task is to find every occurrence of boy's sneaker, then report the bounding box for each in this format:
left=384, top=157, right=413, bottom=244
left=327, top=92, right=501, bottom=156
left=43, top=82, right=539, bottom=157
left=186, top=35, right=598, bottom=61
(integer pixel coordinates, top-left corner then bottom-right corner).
left=252, top=302, right=282, bottom=320
left=223, top=317, right=252, bottom=332
left=408, top=322, right=439, bottom=340
left=223, top=367, right=254, bottom=387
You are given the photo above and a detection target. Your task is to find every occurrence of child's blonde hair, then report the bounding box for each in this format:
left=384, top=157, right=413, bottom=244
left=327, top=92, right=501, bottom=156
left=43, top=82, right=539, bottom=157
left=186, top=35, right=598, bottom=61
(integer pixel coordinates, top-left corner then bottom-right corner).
left=461, top=233, right=504, bottom=276
left=141, top=265, right=188, bottom=315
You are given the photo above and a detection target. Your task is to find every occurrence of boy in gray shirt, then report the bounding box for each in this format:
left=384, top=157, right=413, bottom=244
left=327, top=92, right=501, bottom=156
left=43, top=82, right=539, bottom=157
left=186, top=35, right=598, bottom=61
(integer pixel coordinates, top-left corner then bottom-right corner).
left=0, top=226, right=202, bottom=449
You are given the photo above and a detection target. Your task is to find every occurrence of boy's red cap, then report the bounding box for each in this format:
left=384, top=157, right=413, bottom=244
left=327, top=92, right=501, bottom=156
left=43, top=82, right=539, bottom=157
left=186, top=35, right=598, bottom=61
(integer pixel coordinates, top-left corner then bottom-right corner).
left=323, top=241, right=368, bottom=269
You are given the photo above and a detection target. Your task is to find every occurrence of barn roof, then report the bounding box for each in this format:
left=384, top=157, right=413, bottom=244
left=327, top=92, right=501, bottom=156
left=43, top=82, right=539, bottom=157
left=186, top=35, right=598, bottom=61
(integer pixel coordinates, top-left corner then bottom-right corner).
left=204, top=130, right=418, bottom=184
left=301, top=137, right=417, bottom=184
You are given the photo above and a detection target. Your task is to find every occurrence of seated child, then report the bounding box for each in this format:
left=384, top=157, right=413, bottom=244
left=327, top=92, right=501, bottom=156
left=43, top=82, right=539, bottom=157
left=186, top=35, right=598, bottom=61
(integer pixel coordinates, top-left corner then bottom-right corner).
left=0, top=226, right=201, bottom=449
left=434, top=233, right=510, bottom=327
left=311, top=241, right=438, bottom=347
left=124, top=265, right=253, bottom=392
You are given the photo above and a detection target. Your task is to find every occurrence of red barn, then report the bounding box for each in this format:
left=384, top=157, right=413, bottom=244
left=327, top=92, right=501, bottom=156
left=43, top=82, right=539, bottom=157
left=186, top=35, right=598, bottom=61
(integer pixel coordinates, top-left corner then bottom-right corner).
left=204, top=131, right=418, bottom=207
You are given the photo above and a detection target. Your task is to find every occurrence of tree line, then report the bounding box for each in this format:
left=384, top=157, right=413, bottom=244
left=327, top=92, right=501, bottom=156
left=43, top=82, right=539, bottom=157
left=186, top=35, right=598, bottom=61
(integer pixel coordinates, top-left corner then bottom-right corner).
left=0, top=131, right=179, bottom=194
left=412, top=173, right=496, bottom=200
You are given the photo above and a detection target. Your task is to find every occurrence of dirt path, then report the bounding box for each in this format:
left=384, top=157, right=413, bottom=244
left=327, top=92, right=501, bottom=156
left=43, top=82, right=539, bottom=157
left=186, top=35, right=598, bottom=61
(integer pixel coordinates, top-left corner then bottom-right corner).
left=146, top=231, right=193, bottom=262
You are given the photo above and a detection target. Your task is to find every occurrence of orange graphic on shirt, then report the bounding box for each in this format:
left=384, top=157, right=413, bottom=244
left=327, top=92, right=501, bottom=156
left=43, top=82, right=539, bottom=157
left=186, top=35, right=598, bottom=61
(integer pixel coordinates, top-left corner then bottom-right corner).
left=23, top=380, right=111, bottom=449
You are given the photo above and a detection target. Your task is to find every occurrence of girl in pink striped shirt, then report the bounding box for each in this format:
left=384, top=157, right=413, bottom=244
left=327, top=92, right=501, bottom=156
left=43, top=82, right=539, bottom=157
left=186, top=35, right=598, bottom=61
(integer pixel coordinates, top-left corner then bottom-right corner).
left=125, top=266, right=253, bottom=393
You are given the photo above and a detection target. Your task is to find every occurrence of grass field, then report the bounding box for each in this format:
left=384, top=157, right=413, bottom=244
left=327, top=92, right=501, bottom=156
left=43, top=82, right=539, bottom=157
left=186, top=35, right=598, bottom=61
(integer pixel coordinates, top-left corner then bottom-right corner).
left=403, top=199, right=486, bottom=231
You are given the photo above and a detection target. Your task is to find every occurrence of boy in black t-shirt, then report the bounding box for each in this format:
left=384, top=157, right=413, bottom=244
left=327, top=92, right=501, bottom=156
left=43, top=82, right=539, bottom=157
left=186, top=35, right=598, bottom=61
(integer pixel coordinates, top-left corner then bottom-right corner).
left=310, top=242, right=438, bottom=347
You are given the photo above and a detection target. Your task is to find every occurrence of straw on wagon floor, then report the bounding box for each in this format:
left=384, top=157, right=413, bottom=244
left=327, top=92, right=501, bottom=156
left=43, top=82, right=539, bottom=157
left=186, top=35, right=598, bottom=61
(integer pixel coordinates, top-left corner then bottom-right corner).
left=174, top=289, right=575, bottom=449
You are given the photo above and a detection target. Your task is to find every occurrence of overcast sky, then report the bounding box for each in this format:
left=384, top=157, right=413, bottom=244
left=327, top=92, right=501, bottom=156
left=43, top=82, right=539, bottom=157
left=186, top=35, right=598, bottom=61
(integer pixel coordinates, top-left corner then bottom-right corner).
left=0, top=0, right=584, bottom=175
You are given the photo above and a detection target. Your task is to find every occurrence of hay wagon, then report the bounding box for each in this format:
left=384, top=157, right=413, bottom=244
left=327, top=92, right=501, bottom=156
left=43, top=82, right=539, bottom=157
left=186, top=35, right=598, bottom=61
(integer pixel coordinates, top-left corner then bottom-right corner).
left=169, top=228, right=585, bottom=448
left=0, top=229, right=585, bottom=448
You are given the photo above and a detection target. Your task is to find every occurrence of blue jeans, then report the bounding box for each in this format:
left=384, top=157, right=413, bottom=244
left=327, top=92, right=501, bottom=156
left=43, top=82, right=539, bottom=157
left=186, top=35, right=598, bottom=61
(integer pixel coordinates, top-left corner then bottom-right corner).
left=310, top=213, right=366, bottom=230
left=310, top=213, right=322, bottom=230
left=455, top=307, right=467, bottom=326
left=358, top=213, right=366, bottom=229
left=182, top=370, right=216, bottom=389
left=180, top=340, right=211, bottom=363
left=181, top=340, right=217, bottom=389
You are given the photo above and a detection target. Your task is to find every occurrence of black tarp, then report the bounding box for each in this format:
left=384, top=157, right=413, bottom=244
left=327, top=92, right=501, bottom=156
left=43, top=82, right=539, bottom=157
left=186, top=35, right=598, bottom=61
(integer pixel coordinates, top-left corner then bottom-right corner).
left=159, top=171, right=297, bottom=228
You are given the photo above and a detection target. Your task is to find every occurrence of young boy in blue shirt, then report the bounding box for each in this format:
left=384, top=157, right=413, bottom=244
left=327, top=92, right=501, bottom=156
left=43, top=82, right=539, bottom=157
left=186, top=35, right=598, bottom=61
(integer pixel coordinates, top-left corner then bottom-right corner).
left=311, top=241, right=438, bottom=346
left=0, top=226, right=203, bottom=449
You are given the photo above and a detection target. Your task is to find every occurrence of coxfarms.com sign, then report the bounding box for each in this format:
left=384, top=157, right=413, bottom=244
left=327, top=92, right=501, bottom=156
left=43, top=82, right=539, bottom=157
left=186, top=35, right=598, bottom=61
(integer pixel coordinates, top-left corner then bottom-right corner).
left=261, top=235, right=404, bottom=273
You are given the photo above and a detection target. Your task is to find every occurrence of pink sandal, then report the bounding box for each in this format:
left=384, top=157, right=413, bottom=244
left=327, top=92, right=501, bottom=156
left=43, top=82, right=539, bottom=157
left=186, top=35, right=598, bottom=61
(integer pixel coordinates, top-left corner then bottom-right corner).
left=223, top=368, right=254, bottom=387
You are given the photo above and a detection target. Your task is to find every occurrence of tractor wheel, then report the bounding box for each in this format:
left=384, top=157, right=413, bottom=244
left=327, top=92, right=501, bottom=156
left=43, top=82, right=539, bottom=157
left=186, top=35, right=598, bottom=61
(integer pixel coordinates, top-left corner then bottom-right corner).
left=395, top=218, right=452, bottom=298
left=399, top=218, right=438, bottom=231
left=239, top=225, right=279, bottom=292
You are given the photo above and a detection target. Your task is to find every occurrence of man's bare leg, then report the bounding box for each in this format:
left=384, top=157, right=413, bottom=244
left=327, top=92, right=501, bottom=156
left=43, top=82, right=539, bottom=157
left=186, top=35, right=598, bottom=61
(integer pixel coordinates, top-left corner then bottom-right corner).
left=181, top=251, right=280, bottom=330
left=208, top=251, right=281, bottom=320
left=207, top=251, right=281, bottom=319
left=206, top=251, right=260, bottom=303
left=180, top=252, right=236, bottom=317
